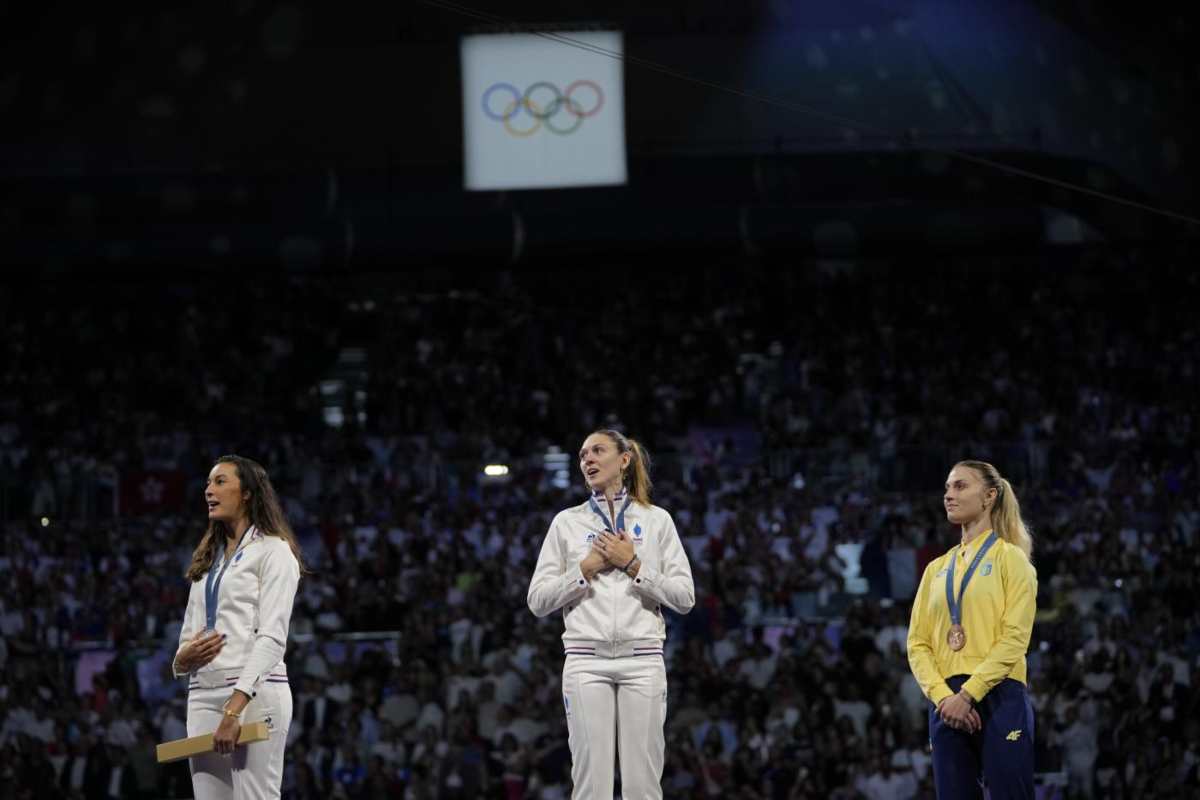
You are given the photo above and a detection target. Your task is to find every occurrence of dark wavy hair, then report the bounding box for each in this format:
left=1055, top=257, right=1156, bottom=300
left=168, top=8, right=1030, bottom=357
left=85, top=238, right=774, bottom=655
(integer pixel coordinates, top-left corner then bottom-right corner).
left=185, top=455, right=308, bottom=582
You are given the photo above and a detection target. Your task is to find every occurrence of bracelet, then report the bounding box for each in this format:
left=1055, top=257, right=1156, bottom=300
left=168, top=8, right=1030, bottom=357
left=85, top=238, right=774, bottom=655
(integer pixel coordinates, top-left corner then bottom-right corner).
left=222, top=708, right=241, bottom=719
left=621, top=555, right=638, bottom=573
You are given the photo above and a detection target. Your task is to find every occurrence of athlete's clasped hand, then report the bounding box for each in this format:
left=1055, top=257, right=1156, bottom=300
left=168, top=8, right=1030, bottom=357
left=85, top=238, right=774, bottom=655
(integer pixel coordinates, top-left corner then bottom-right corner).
left=938, top=690, right=982, bottom=733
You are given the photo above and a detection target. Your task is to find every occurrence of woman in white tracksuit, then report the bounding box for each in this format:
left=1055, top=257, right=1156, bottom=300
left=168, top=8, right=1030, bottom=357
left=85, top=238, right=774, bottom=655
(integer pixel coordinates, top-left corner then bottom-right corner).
left=528, top=429, right=695, bottom=800
left=172, top=455, right=304, bottom=800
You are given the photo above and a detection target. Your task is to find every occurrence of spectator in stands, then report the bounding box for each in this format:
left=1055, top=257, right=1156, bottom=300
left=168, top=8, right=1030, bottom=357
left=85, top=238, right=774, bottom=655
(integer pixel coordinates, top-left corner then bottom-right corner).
left=0, top=255, right=1198, bottom=797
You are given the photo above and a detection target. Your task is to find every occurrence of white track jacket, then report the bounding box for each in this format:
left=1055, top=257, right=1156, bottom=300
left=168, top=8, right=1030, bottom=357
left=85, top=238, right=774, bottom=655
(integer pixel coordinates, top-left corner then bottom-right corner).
left=528, top=490, right=695, bottom=653
left=172, top=527, right=300, bottom=698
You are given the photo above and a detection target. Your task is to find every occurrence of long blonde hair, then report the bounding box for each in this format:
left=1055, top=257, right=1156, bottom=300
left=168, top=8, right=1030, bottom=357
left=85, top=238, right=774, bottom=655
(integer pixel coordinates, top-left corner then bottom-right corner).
left=592, top=429, right=653, bottom=506
left=186, top=455, right=309, bottom=582
left=956, top=459, right=1034, bottom=560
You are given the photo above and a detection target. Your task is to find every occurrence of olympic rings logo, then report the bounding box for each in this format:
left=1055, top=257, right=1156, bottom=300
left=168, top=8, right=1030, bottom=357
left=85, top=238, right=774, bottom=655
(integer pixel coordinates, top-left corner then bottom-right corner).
left=481, top=80, right=605, bottom=137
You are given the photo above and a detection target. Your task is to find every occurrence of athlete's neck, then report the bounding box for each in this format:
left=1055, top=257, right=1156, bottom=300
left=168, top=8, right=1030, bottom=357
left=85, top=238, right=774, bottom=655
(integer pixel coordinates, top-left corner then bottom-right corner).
left=960, top=516, right=992, bottom=547
left=226, top=518, right=251, bottom=556
left=595, top=480, right=624, bottom=502
left=594, top=482, right=623, bottom=522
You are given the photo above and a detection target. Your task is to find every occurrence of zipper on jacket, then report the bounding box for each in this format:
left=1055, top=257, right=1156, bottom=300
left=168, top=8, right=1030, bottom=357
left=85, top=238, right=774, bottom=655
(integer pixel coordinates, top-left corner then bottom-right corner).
left=612, top=569, right=620, bottom=643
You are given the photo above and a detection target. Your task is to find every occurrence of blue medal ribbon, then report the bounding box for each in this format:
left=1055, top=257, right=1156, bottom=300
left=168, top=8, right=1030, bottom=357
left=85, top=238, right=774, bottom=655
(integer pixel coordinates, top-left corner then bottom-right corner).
left=588, top=494, right=632, bottom=533
left=204, top=527, right=253, bottom=631
left=945, top=531, right=999, bottom=628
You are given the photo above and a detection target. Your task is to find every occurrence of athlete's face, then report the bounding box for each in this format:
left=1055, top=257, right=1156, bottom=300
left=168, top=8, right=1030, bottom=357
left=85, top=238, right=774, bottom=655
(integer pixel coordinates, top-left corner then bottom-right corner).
left=943, top=465, right=996, bottom=525
left=206, top=462, right=249, bottom=524
left=579, top=433, right=630, bottom=494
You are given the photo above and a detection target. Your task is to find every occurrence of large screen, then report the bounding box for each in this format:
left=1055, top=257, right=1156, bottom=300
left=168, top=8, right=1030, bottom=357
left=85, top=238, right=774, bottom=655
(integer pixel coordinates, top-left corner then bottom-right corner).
left=461, top=31, right=627, bottom=191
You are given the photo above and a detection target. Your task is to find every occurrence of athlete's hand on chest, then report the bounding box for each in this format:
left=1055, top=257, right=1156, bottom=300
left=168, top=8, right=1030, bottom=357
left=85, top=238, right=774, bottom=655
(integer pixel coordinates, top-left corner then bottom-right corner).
left=176, top=631, right=224, bottom=672
left=581, top=546, right=611, bottom=581
left=596, top=531, right=635, bottom=569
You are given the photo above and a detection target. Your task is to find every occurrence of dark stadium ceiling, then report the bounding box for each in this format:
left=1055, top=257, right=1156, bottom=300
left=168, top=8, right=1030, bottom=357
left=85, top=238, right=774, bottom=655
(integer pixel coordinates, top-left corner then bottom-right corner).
left=0, top=1, right=1197, bottom=271
left=1, top=2, right=1195, bottom=55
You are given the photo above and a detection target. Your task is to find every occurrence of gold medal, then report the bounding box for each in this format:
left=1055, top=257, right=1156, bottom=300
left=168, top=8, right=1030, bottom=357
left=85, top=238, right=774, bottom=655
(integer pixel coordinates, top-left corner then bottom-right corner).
left=947, top=623, right=966, bottom=651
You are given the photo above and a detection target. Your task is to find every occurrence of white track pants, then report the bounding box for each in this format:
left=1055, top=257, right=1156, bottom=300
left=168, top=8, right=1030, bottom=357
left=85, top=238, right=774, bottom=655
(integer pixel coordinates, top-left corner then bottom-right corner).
left=562, top=654, right=668, bottom=800
left=187, top=682, right=293, bottom=799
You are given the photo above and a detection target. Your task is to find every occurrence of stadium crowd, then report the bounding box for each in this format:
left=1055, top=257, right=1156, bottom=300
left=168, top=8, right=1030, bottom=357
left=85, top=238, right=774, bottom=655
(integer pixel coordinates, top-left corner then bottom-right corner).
left=0, top=251, right=1197, bottom=799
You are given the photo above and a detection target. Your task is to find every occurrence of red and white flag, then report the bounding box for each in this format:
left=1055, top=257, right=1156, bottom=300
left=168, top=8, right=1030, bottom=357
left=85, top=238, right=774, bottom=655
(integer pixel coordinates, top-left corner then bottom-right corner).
left=119, top=470, right=186, bottom=515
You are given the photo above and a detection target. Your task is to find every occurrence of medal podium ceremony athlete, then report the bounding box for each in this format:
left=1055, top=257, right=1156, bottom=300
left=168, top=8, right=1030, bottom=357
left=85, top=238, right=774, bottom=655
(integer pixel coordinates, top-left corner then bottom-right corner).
left=907, top=460, right=1039, bottom=800
left=528, top=429, right=696, bottom=800
left=172, top=455, right=305, bottom=799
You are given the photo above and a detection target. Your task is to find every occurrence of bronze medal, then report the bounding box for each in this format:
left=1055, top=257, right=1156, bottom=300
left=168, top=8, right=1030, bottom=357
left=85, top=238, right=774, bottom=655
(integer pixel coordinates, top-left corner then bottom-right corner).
left=947, top=623, right=966, bottom=651
left=945, top=533, right=998, bottom=656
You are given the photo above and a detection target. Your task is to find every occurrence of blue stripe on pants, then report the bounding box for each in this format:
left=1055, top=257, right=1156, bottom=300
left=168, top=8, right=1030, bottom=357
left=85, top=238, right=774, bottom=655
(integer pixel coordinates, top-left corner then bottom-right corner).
left=929, top=675, right=1035, bottom=800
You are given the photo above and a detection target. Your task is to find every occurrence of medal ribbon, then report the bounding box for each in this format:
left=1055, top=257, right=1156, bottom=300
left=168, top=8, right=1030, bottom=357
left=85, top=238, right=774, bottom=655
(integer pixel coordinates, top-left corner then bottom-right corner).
left=204, top=527, right=254, bottom=630
left=588, top=494, right=632, bottom=533
left=945, top=531, right=999, bottom=628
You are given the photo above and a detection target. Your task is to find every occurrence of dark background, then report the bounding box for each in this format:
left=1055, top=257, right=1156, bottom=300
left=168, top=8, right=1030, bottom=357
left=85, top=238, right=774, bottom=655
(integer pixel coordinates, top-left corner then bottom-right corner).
left=2, top=0, right=1197, bottom=271
left=1, top=2, right=1199, bottom=799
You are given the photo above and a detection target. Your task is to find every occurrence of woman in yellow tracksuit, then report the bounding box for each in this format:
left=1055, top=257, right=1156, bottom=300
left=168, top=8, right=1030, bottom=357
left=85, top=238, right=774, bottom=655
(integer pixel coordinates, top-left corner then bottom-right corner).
left=907, top=460, right=1038, bottom=800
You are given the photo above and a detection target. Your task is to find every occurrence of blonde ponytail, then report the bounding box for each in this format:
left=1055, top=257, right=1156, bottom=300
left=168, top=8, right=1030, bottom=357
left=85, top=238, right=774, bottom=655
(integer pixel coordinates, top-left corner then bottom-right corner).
left=625, top=438, right=653, bottom=506
left=591, top=429, right=654, bottom=506
left=956, top=460, right=1033, bottom=561
left=992, top=477, right=1033, bottom=560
